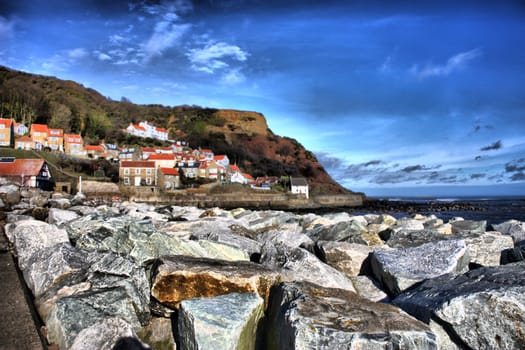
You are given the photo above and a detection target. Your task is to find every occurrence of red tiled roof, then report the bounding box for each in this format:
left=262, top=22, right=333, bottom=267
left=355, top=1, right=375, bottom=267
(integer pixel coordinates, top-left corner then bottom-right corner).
left=230, top=165, right=240, bottom=172
left=243, top=173, right=254, bottom=180
left=156, top=127, right=168, bottom=133
left=148, top=154, right=175, bottom=160
left=214, top=155, right=226, bottom=160
left=200, top=149, right=212, bottom=153
left=85, top=145, right=104, bottom=152
left=121, top=161, right=155, bottom=168
left=0, top=118, right=13, bottom=127
left=31, top=124, right=49, bottom=133
left=160, top=168, right=179, bottom=175
left=64, top=134, right=82, bottom=143
left=0, top=159, right=44, bottom=176
left=16, top=136, right=33, bottom=142
left=142, top=147, right=156, bottom=152
left=133, top=124, right=146, bottom=131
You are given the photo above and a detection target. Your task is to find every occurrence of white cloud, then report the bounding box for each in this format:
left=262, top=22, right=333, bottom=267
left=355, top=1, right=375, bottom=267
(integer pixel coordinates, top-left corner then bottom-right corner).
left=221, top=69, right=246, bottom=85
left=67, top=48, right=88, bottom=59
left=412, top=48, right=482, bottom=79
left=142, top=14, right=191, bottom=60
left=0, top=16, right=16, bottom=40
left=187, top=41, right=248, bottom=74
left=97, top=52, right=112, bottom=61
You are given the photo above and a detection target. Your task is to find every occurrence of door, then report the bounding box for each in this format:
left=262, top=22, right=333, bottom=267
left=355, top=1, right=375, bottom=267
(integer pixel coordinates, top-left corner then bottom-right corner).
left=134, top=176, right=141, bottom=186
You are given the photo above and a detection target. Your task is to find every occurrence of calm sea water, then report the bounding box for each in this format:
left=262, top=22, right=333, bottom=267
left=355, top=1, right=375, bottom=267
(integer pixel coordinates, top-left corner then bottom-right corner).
left=363, top=196, right=525, bottom=226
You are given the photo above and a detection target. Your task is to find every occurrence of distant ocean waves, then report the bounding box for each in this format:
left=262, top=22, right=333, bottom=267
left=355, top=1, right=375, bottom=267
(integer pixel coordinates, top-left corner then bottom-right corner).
left=361, top=196, right=525, bottom=225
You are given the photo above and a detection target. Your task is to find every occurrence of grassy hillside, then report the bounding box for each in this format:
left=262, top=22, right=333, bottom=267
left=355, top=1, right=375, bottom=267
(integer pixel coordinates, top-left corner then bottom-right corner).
left=0, top=65, right=354, bottom=194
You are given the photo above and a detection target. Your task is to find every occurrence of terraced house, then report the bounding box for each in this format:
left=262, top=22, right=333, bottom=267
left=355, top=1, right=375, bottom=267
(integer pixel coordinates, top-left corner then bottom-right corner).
left=0, top=118, right=14, bottom=147
left=64, top=134, right=84, bottom=156
left=120, top=161, right=156, bottom=186
left=47, top=128, right=64, bottom=151
left=30, top=123, right=49, bottom=149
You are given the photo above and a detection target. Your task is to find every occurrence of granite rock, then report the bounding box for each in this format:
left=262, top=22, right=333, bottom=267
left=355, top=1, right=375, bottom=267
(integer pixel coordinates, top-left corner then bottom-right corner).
left=492, top=220, right=525, bottom=245
left=47, top=208, right=81, bottom=226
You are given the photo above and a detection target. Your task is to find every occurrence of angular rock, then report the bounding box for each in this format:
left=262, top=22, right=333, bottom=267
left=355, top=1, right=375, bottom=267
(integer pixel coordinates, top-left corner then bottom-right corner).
left=45, top=287, right=143, bottom=350
left=70, top=317, right=148, bottom=350
left=500, top=245, right=525, bottom=264
left=179, top=293, right=264, bottom=350
left=383, top=229, right=447, bottom=248
left=306, top=220, right=369, bottom=244
left=265, top=281, right=437, bottom=350
left=191, top=231, right=261, bottom=260
left=256, top=229, right=313, bottom=250
left=450, top=219, right=486, bottom=235
left=316, top=240, right=386, bottom=277
left=47, top=208, right=81, bottom=226
left=371, top=240, right=469, bottom=296
left=0, top=184, right=21, bottom=206
left=394, top=262, right=525, bottom=350
left=392, top=217, right=425, bottom=232
left=492, top=220, right=525, bottom=245
left=48, top=197, right=72, bottom=209
left=12, top=220, right=70, bottom=269
left=151, top=255, right=281, bottom=309
left=464, top=232, right=513, bottom=266
left=351, top=275, right=389, bottom=302
left=137, top=317, right=176, bottom=350
left=260, top=242, right=356, bottom=292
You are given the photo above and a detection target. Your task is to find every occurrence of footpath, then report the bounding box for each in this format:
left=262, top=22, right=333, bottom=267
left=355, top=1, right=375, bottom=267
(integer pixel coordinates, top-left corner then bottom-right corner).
left=0, top=230, right=45, bottom=350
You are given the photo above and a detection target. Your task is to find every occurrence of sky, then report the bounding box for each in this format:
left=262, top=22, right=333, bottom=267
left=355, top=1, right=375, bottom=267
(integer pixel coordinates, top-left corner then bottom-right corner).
left=1, top=0, right=525, bottom=197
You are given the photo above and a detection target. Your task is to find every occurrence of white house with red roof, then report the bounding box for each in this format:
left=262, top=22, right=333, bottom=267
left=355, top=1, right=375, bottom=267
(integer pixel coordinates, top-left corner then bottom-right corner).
left=13, top=122, right=28, bottom=136
left=0, top=158, right=52, bottom=189
left=214, top=155, right=230, bottom=167
left=126, top=123, right=147, bottom=138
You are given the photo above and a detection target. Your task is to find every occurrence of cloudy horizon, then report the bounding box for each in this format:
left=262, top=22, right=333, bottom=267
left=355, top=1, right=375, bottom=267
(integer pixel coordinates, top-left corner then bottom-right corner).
left=1, top=0, right=525, bottom=196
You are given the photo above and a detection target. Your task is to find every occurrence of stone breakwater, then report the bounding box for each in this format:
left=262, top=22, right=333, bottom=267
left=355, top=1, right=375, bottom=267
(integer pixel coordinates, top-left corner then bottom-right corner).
left=1, top=184, right=525, bottom=349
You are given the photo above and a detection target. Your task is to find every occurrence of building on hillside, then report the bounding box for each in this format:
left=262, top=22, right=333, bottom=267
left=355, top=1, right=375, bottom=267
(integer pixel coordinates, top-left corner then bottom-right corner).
left=0, top=118, right=14, bottom=147
left=120, top=161, right=156, bottom=186
left=229, top=164, right=251, bottom=184
left=214, top=155, right=230, bottom=167
left=47, top=128, right=64, bottom=151
left=243, top=173, right=255, bottom=185
left=138, top=121, right=169, bottom=141
left=158, top=167, right=180, bottom=190
left=290, top=176, right=309, bottom=199
left=102, top=143, right=120, bottom=161
left=199, top=161, right=226, bottom=181
left=85, top=145, right=105, bottom=159
left=178, top=161, right=200, bottom=179
left=119, top=147, right=140, bottom=161
left=14, top=122, right=29, bottom=136
left=148, top=153, right=176, bottom=168
left=30, top=123, right=49, bottom=150
left=15, top=136, right=35, bottom=150
left=126, top=123, right=146, bottom=138
left=0, top=158, right=53, bottom=190
left=255, top=176, right=279, bottom=187
left=199, top=149, right=214, bottom=161
left=64, top=134, right=84, bottom=156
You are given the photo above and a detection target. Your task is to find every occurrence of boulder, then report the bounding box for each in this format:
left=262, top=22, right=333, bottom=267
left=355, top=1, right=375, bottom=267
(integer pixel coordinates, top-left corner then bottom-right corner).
left=178, top=293, right=264, bottom=350
left=47, top=208, right=81, bottom=226
left=450, top=220, right=486, bottom=235
left=316, top=240, right=386, bottom=277
left=351, top=275, right=389, bottom=302
left=256, top=229, right=313, bottom=250
left=150, top=255, right=281, bottom=309
left=190, top=231, right=262, bottom=260
left=0, top=184, right=21, bottom=206
left=463, top=232, right=514, bottom=266
left=260, top=242, right=356, bottom=292
left=492, top=220, right=525, bottom=245
left=137, top=317, right=176, bottom=350
left=45, top=287, right=143, bottom=350
left=29, top=192, right=50, bottom=207
left=265, top=281, right=437, bottom=350
left=48, top=197, right=72, bottom=209
left=500, top=245, right=525, bottom=264
left=394, top=262, right=525, bottom=350
left=70, top=318, right=148, bottom=350
left=371, top=240, right=469, bottom=296
left=12, top=220, right=70, bottom=270
left=392, top=217, right=425, bottom=232
left=306, top=220, right=369, bottom=244
left=383, top=229, right=447, bottom=248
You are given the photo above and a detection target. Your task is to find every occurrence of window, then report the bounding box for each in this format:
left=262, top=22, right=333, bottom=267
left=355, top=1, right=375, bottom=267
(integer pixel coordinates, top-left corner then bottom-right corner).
left=135, top=168, right=141, bottom=175
left=146, top=168, right=152, bottom=175
left=124, top=168, right=130, bottom=175
left=124, top=177, right=130, bottom=185
left=146, top=177, right=152, bottom=185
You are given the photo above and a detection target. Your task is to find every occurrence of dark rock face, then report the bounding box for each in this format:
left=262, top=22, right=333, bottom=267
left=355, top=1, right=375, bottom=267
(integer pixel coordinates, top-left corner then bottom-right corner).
left=394, top=262, right=525, bottom=349
left=265, top=281, right=438, bottom=350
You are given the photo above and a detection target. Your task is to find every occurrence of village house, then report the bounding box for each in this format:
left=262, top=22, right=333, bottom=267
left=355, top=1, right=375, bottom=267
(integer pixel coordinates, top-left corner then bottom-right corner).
left=85, top=145, right=105, bottom=159
left=199, top=161, right=226, bottom=181
left=64, top=134, right=84, bottom=156
left=290, top=176, right=309, bottom=199
left=15, top=135, right=35, bottom=150
left=47, top=128, right=64, bottom=151
left=229, top=164, right=249, bottom=184
left=139, top=121, right=169, bottom=141
left=30, top=123, right=49, bottom=150
left=102, top=143, right=120, bottom=161
left=120, top=160, right=156, bottom=186
left=214, top=155, right=230, bottom=168
left=148, top=153, right=176, bottom=168
left=255, top=176, right=279, bottom=187
left=13, top=122, right=28, bottom=136
left=126, top=123, right=146, bottom=138
left=158, top=167, right=180, bottom=190
left=0, top=118, right=14, bottom=147
left=0, top=158, right=53, bottom=190
left=119, top=147, right=140, bottom=161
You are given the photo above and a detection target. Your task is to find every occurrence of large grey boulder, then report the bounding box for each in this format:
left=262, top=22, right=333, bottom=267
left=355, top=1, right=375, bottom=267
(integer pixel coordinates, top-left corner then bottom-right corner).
left=350, top=275, right=389, bottom=302
left=150, top=255, right=281, bottom=309
left=306, top=220, right=369, bottom=244
left=464, top=232, right=513, bottom=266
left=371, top=240, right=469, bottom=296
left=392, top=217, right=425, bottom=232
left=45, top=287, right=143, bottom=350
left=451, top=219, right=486, bottom=234
left=137, top=317, right=176, bottom=350
left=265, top=281, right=437, bottom=350
left=394, top=262, right=525, bottom=350
left=260, top=242, right=356, bottom=292
left=316, top=240, right=387, bottom=277
left=190, top=231, right=262, bottom=260
left=48, top=197, right=72, bottom=209
left=382, top=229, right=447, bottom=248
left=70, top=317, right=149, bottom=350
left=12, top=220, right=70, bottom=270
left=256, top=229, right=313, bottom=250
left=492, top=220, right=525, bottom=245
left=179, top=293, right=264, bottom=350
left=47, top=208, right=81, bottom=226
left=0, top=184, right=21, bottom=206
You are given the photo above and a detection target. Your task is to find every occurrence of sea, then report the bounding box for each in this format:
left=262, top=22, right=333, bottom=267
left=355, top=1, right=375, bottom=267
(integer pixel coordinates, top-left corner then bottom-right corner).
left=359, top=196, right=525, bottom=226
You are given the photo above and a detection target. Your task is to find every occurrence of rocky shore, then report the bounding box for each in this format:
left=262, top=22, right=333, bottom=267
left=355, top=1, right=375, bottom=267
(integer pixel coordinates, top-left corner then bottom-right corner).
left=1, top=182, right=525, bottom=349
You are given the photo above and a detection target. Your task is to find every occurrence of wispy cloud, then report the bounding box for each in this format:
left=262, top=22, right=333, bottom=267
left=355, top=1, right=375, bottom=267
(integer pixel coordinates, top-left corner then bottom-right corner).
left=142, top=13, right=191, bottom=60
left=480, top=140, right=502, bottom=151
left=67, top=48, right=88, bottom=59
left=411, top=48, right=482, bottom=79
left=221, top=68, right=246, bottom=85
left=187, top=41, right=248, bottom=74
left=0, top=16, right=15, bottom=40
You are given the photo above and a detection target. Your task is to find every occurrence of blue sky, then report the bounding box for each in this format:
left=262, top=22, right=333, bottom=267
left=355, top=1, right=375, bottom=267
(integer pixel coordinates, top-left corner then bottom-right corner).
left=1, top=0, right=525, bottom=196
